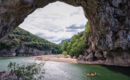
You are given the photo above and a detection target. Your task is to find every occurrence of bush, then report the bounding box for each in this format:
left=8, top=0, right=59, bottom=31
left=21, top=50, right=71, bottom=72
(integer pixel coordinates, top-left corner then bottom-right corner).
left=8, top=62, right=45, bottom=80
left=62, top=51, right=68, bottom=56
left=0, top=40, right=18, bottom=50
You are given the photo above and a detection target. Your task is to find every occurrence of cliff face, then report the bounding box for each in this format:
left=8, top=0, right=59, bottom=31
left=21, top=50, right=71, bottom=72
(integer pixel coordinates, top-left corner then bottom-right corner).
left=0, top=47, right=17, bottom=57
left=84, top=0, right=129, bottom=51
left=0, top=46, right=51, bottom=57
left=0, top=37, right=52, bottom=57
left=0, top=0, right=129, bottom=66
left=0, top=27, right=61, bottom=57
left=17, top=46, right=52, bottom=56
left=80, top=0, right=130, bottom=66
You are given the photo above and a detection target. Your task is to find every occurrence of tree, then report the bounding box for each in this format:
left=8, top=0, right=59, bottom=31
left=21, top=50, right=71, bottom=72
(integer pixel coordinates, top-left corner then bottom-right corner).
left=61, top=40, right=69, bottom=51
left=62, top=51, right=67, bottom=56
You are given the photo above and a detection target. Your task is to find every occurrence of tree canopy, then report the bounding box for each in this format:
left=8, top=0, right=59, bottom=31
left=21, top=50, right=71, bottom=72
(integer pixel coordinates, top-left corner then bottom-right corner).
left=61, top=23, right=90, bottom=57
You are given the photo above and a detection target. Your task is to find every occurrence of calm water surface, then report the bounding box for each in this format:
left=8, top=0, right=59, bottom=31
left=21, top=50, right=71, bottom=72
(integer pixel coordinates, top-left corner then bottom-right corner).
left=0, top=57, right=130, bottom=80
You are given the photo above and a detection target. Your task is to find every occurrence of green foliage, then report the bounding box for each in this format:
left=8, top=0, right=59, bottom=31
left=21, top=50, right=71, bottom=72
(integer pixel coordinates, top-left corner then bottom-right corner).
left=0, top=40, right=18, bottom=50
left=85, top=23, right=90, bottom=34
left=66, top=43, right=71, bottom=53
left=61, top=33, right=86, bottom=57
left=8, top=62, right=44, bottom=80
left=61, top=23, right=90, bottom=57
left=70, top=39, right=86, bottom=57
left=8, top=27, right=51, bottom=43
left=0, top=27, right=62, bottom=54
left=71, top=34, right=80, bottom=44
left=63, top=51, right=68, bottom=56
left=82, top=22, right=90, bottom=39
left=61, top=40, right=69, bottom=51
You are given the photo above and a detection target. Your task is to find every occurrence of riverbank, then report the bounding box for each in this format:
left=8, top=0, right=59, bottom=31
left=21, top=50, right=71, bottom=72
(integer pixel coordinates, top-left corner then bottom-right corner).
left=41, top=55, right=78, bottom=64
left=41, top=55, right=105, bottom=65
left=34, top=55, right=130, bottom=67
left=0, top=55, right=129, bottom=67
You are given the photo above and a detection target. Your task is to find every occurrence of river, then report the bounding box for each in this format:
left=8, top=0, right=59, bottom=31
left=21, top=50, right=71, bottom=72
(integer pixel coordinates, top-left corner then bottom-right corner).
left=0, top=57, right=130, bottom=80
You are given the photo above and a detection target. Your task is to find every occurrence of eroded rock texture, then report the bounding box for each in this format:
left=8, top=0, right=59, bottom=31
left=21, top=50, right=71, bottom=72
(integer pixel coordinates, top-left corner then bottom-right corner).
left=82, top=0, right=130, bottom=66
left=0, top=0, right=129, bottom=66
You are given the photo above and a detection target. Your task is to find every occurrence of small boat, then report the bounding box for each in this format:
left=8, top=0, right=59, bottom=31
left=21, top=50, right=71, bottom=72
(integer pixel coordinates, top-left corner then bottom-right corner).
left=86, top=72, right=96, bottom=77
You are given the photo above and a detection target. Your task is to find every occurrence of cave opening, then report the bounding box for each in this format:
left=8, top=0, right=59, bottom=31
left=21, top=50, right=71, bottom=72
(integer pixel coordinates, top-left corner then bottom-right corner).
left=19, top=1, right=88, bottom=44
left=1, top=1, right=130, bottom=80
left=0, top=1, right=89, bottom=56
left=0, top=0, right=129, bottom=66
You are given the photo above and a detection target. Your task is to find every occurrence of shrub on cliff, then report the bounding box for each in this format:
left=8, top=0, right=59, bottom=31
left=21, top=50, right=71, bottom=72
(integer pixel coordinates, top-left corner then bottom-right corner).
left=0, top=40, right=18, bottom=50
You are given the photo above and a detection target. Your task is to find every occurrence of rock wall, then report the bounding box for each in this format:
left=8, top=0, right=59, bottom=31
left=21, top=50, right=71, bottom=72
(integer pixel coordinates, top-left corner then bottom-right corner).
left=0, top=37, right=52, bottom=57
left=0, top=45, right=52, bottom=57
left=84, top=0, right=130, bottom=51
left=0, top=47, right=17, bottom=57
left=16, top=46, right=52, bottom=56
left=0, top=46, right=52, bottom=57
left=0, top=0, right=129, bottom=66
left=81, top=0, right=130, bottom=66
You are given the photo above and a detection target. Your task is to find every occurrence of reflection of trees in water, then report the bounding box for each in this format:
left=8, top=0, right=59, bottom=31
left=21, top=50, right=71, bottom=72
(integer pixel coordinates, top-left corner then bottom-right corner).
left=102, top=65, right=130, bottom=77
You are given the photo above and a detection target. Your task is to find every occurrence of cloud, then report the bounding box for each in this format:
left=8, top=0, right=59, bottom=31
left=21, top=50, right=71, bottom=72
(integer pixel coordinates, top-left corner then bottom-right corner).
left=66, top=24, right=85, bottom=32
left=19, top=1, right=87, bottom=43
left=67, top=25, right=85, bottom=29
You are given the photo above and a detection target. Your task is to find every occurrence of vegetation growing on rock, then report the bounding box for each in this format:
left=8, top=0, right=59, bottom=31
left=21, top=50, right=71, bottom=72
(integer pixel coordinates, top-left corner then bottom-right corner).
left=62, top=23, right=90, bottom=57
left=0, top=27, right=62, bottom=56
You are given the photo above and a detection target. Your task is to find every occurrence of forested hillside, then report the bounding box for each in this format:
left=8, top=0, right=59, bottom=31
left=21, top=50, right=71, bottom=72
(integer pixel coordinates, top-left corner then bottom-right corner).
left=0, top=27, right=61, bottom=56
left=61, top=23, right=90, bottom=57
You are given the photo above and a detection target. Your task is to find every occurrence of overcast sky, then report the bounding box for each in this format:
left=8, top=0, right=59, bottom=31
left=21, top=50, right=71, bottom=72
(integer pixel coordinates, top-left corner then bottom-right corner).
left=19, top=1, right=87, bottom=44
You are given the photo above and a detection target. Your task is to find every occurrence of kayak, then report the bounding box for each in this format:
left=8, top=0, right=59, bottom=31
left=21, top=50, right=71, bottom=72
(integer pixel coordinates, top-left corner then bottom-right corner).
left=86, top=72, right=96, bottom=77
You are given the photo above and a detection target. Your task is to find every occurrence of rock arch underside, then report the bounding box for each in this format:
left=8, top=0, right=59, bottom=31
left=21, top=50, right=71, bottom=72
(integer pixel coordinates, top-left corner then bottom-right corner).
left=0, top=0, right=130, bottom=66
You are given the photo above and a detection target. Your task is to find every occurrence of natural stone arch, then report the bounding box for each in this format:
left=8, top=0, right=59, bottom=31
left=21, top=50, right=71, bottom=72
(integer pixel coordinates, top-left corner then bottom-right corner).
left=0, top=0, right=129, bottom=53
left=0, top=0, right=83, bottom=38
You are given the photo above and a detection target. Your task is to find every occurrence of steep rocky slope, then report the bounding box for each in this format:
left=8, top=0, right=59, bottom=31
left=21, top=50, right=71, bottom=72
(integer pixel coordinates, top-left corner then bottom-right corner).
left=0, top=27, right=61, bottom=57
left=79, top=23, right=130, bottom=66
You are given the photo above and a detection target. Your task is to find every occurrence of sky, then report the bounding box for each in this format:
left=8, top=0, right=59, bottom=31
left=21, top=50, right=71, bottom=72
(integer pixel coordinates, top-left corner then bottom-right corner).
left=19, top=1, right=87, bottom=44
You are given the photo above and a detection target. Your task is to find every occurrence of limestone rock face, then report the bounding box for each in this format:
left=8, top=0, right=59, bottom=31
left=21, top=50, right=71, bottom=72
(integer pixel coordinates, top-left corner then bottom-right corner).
left=0, top=47, right=17, bottom=57
left=0, top=0, right=129, bottom=66
left=94, top=51, right=104, bottom=59
left=85, top=53, right=94, bottom=61
left=0, top=45, right=51, bottom=57
left=0, top=46, right=51, bottom=57
left=105, top=51, right=130, bottom=66
left=0, top=37, right=52, bottom=57
left=17, top=46, right=52, bottom=56
left=84, top=0, right=129, bottom=51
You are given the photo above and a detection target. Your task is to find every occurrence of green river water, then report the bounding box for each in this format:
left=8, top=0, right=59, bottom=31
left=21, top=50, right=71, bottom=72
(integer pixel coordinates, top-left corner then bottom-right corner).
left=0, top=57, right=130, bottom=80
